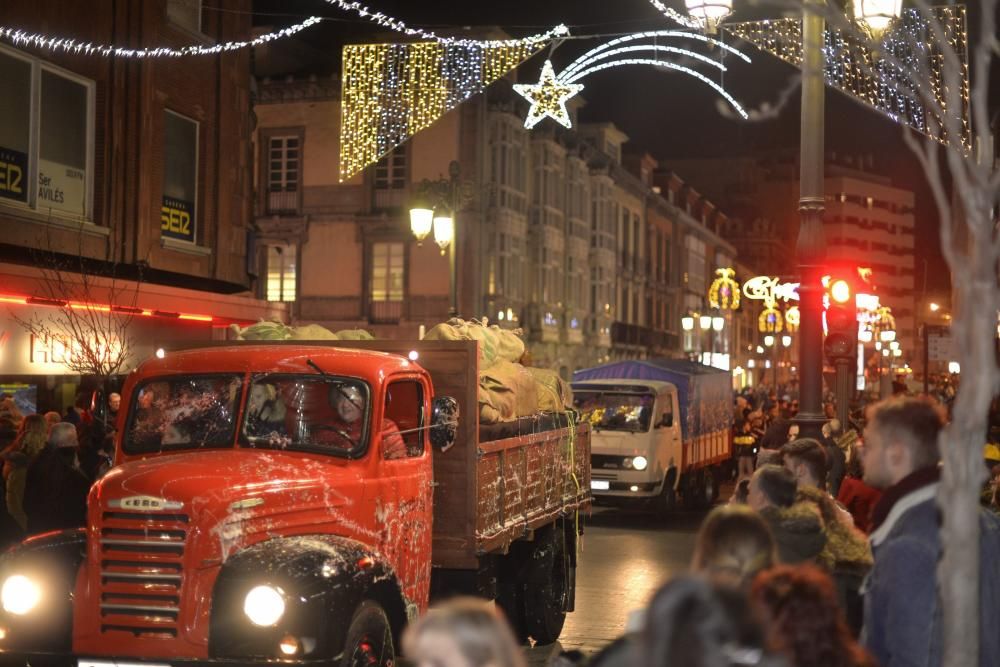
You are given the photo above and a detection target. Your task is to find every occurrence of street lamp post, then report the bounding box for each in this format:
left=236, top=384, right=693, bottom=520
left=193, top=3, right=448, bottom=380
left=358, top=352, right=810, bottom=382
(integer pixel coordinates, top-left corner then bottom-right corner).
left=764, top=335, right=777, bottom=390
left=712, top=316, right=725, bottom=368
left=409, top=160, right=462, bottom=318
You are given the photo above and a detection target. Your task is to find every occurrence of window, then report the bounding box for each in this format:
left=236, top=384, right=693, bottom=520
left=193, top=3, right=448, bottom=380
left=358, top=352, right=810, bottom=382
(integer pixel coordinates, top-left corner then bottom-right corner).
left=374, top=144, right=407, bottom=190
left=371, top=242, right=404, bottom=301
left=383, top=380, right=424, bottom=459
left=167, top=0, right=202, bottom=33
left=265, top=134, right=300, bottom=214
left=0, top=46, right=94, bottom=219
left=162, top=110, right=198, bottom=244
left=125, top=375, right=242, bottom=454
left=266, top=244, right=296, bottom=302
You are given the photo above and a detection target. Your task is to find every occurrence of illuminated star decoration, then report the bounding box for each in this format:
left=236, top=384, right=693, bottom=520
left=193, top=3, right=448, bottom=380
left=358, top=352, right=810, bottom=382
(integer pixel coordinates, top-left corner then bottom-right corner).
left=513, top=60, right=583, bottom=130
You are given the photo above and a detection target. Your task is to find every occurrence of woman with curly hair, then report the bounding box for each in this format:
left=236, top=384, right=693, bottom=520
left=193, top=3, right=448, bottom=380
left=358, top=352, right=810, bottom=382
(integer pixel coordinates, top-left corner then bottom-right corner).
left=751, top=564, right=876, bottom=667
left=402, top=597, right=526, bottom=667
left=2, top=414, right=48, bottom=532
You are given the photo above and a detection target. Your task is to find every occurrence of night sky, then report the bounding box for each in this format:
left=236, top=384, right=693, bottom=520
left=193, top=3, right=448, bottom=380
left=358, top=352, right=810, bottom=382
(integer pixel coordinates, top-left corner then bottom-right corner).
left=247, top=0, right=976, bottom=295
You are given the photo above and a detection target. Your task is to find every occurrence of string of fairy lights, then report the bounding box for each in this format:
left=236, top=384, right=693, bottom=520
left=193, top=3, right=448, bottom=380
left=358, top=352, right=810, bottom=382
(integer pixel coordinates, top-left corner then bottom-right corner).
left=724, top=6, right=970, bottom=147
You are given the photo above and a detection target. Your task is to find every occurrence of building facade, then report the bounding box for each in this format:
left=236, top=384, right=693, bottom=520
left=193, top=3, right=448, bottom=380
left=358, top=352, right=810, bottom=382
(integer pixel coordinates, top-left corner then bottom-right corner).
left=0, top=0, right=281, bottom=413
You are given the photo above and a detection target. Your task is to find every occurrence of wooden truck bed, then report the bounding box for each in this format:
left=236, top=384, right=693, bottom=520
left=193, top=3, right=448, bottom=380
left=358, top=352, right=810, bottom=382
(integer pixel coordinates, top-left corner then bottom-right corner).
left=334, top=340, right=591, bottom=569
left=684, top=428, right=733, bottom=471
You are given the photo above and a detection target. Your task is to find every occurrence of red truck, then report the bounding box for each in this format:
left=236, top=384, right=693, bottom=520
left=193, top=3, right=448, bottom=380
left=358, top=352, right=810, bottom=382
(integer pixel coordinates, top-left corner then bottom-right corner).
left=0, top=340, right=590, bottom=666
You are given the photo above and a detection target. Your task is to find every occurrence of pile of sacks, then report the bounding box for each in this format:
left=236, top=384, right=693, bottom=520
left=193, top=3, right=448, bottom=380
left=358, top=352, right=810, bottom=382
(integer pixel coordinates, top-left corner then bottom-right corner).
left=230, top=321, right=375, bottom=341
left=423, top=318, right=573, bottom=423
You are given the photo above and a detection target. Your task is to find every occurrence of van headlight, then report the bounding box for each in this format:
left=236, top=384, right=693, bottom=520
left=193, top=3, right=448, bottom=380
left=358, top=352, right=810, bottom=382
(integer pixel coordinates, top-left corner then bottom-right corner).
left=632, top=456, right=649, bottom=471
left=2, top=575, right=41, bottom=615
left=244, top=585, right=285, bottom=627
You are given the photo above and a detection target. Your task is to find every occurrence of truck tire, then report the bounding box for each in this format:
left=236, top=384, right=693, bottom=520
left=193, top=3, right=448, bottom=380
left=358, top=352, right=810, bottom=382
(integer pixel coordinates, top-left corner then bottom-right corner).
left=496, top=578, right=529, bottom=643
left=341, top=600, right=394, bottom=667
left=522, top=524, right=568, bottom=645
left=697, top=467, right=719, bottom=508
left=656, top=469, right=678, bottom=517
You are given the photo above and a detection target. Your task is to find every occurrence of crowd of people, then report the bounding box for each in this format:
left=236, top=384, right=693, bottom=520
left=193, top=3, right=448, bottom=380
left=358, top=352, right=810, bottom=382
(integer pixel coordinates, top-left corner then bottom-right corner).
left=0, top=390, right=117, bottom=546
left=404, top=396, right=1000, bottom=667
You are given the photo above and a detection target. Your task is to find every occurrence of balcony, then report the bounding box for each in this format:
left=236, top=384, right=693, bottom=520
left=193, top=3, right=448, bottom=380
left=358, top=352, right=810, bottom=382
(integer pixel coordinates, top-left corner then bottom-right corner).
left=372, top=188, right=407, bottom=211
left=369, top=300, right=403, bottom=324
left=266, top=190, right=299, bottom=215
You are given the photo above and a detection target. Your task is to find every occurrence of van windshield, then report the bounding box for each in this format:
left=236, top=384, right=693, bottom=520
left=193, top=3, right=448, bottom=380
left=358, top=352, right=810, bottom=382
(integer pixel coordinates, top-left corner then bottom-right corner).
left=124, top=375, right=243, bottom=454
left=573, top=391, right=655, bottom=433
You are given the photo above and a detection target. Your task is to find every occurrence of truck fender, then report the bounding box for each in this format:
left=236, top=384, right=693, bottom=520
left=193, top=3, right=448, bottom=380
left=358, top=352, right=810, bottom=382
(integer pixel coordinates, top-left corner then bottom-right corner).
left=0, top=529, right=87, bottom=654
left=208, top=534, right=408, bottom=661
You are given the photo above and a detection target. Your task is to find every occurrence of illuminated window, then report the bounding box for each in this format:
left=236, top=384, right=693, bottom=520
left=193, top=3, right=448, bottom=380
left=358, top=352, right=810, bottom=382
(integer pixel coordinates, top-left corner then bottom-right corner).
left=370, top=242, right=404, bottom=302
left=266, top=244, right=296, bottom=302
left=0, top=46, right=94, bottom=219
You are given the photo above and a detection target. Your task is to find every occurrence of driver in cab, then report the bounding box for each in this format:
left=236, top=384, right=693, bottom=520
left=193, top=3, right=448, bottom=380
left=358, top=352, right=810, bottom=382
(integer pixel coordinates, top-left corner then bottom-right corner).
left=327, top=385, right=406, bottom=460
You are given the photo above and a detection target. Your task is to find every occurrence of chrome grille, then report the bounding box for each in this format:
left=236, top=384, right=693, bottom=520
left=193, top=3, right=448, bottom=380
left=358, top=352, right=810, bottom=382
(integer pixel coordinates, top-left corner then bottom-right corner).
left=99, top=510, right=188, bottom=638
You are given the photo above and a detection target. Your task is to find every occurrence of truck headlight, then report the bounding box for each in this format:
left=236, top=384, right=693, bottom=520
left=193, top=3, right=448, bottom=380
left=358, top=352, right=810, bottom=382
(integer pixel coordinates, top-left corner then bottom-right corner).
left=244, top=585, right=285, bottom=627
left=2, top=575, right=41, bottom=615
left=632, top=456, right=649, bottom=471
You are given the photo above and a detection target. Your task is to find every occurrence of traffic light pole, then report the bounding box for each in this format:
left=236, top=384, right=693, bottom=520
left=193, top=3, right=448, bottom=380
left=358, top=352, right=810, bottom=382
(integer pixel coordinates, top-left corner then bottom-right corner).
left=793, top=0, right=828, bottom=440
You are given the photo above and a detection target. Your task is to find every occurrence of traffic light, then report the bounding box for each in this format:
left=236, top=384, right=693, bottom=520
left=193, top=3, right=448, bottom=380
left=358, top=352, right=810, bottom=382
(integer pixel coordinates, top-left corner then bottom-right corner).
left=824, top=272, right=858, bottom=364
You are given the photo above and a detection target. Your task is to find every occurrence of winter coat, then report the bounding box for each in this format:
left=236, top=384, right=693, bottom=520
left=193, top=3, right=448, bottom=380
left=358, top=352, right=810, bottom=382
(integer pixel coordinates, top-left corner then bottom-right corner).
left=797, top=485, right=873, bottom=572
left=759, top=502, right=827, bottom=564
left=2, top=450, right=31, bottom=531
left=823, top=437, right=847, bottom=496
left=862, top=470, right=1000, bottom=667
left=23, top=445, right=90, bottom=534
left=837, top=476, right=882, bottom=534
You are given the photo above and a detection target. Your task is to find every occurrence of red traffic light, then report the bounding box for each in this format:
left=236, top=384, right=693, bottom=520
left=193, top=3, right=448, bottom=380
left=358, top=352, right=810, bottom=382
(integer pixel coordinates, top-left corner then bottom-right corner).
left=830, top=278, right=852, bottom=304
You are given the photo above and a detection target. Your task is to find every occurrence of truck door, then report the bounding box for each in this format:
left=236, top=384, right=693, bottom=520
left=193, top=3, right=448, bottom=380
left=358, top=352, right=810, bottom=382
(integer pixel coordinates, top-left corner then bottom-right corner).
left=370, top=378, right=433, bottom=611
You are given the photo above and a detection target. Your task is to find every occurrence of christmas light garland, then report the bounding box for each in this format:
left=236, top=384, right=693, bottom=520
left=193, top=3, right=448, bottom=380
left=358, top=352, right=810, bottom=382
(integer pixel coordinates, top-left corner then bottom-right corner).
left=647, top=0, right=704, bottom=30
left=724, top=6, right=969, bottom=147
left=0, top=16, right=323, bottom=58
left=322, top=0, right=569, bottom=46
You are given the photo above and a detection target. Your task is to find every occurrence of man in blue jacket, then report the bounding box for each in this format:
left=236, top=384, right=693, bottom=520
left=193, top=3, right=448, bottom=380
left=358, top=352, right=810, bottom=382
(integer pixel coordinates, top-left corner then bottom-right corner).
left=861, top=398, right=1000, bottom=666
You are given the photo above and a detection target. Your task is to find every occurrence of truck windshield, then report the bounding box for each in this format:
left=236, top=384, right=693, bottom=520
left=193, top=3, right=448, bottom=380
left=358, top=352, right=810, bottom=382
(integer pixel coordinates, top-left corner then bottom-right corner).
left=573, top=392, right=655, bottom=433
left=124, top=375, right=243, bottom=454
left=241, top=375, right=370, bottom=458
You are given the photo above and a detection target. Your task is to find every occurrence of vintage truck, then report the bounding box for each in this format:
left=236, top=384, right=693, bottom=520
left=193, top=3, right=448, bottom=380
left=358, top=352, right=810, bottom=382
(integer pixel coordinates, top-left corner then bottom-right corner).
left=572, top=359, right=732, bottom=514
left=0, top=340, right=590, bottom=666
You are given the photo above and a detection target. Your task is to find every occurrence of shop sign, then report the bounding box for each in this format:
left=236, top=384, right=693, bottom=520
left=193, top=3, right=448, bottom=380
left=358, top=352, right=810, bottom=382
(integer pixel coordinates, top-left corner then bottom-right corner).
left=0, top=146, right=29, bottom=204
left=161, top=196, right=195, bottom=243
left=38, top=159, right=87, bottom=216
left=30, top=332, right=124, bottom=370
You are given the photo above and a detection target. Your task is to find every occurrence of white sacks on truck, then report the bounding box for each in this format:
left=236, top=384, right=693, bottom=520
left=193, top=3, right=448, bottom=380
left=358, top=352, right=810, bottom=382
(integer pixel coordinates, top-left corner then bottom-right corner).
left=230, top=321, right=374, bottom=341
left=424, top=318, right=570, bottom=423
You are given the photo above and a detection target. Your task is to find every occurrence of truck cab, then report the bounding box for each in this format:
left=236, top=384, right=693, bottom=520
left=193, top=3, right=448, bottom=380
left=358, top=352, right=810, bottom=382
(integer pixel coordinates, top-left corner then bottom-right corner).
left=0, top=345, right=458, bottom=666
left=572, top=380, right=682, bottom=511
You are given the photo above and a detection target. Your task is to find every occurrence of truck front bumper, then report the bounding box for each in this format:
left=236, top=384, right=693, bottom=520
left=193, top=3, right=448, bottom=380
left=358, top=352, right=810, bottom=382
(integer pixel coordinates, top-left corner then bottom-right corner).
left=0, top=653, right=332, bottom=667
left=589, top=478, right=662, bottom=500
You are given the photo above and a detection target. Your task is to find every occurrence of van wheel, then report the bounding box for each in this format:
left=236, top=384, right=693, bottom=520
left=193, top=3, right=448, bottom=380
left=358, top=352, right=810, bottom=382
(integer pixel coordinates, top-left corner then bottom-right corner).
left=342, top=601, right=394, bottom=667
left=522, top=524, right=568, bottom=645
left=698, top=468, right=719, bottom=508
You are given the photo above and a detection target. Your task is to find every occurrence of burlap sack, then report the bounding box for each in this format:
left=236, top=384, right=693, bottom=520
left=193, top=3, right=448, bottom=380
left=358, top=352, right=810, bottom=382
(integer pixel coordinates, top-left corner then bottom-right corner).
left=230, top=320, right=292, bottom=340
left=289, top=324, right=339, bottom=340
left=334, top=329, right=375, bottom=340
left=526, top=367, right=573, bottom=413
left=493, top=326, right=525, bottom=364
left=479, top=360, right=538, bottom=421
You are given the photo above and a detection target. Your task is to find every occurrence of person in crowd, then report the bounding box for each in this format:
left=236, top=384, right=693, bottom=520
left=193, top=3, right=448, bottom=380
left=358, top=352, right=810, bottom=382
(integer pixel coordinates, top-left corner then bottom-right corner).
left=0, top=398, right=23, bottom=425
left=107, top=392, right=121, bottom=422
left=782, top=438, right=871, bottom=635
left=1, top=414, right=48, bottom=532
left=402, top=597, right=526, bottom=667
left=734, top=395, right=751, bottom=425
left=748, top=465, right=826, bottom=564
left=836, top=444, right=882, bottom=533
left=325, top=385, right=405, bottom=459
left=861, top=397, right=1000, bottom=666
left=691, top=505, right=777, bottom=589
left=751, top=564, right=877, bottom=667
left=23, top=422, right=90, bottom=534
left=729, top=478, right=751, bottom=505
left=734, top=419, right=757, bottom=480
left=0, top=418, right=16, bottom=451
left=640, top=576, right=785, bottom=667
left=43, top=411, right=61, bottom=429
left=822, top=419, right=848, bottom=497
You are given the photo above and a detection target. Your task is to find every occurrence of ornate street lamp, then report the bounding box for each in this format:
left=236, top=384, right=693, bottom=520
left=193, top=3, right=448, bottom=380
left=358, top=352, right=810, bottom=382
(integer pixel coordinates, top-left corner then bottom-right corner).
left=432, top=213, right=454, bottom=255
left=408, top=204, right=434, bottom=244
left=853, top=0, right=903, bottom=36
left=681, top=316, right=695, bottom=331
left=684, top=0, right=733, bottom=33
left=699, top=315, right=713, bottom=330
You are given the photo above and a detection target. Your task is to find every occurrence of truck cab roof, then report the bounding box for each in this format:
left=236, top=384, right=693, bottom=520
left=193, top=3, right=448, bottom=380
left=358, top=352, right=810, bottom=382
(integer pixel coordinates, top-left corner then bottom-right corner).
left=570, top=379, right=677, bottom=395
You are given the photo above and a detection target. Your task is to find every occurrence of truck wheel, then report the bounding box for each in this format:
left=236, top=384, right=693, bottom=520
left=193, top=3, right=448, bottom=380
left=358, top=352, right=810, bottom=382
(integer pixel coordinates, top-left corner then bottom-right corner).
left=496, top=579, right=529, bottom=644
left=656, top=469, right=678, bottom=517
left=522, top=524, right=568, bottom=645
left=342, top=601, right=394, bottom=667
left=698, top=468, right=719, bottom=508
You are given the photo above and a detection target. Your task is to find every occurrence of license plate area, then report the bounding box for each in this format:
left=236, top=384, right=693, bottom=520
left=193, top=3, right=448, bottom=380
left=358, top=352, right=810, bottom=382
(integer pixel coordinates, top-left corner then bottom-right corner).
left=590, top=480, right=610, bottom=491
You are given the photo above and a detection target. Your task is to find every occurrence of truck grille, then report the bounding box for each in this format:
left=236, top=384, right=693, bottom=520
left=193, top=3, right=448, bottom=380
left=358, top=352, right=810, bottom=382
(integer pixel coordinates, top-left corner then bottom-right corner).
left=99, top=510, right=189, bottom=638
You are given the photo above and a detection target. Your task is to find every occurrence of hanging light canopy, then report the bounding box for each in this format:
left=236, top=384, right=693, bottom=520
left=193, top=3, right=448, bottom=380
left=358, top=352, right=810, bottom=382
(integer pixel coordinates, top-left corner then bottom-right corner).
left=853, top=0, right=903, bottom=36
left=685, top=0, right=733, bottom=33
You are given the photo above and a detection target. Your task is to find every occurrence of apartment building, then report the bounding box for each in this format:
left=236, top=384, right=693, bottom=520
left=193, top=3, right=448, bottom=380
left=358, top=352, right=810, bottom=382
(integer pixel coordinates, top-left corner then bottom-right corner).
left=0, top=0, right=280, bottom=412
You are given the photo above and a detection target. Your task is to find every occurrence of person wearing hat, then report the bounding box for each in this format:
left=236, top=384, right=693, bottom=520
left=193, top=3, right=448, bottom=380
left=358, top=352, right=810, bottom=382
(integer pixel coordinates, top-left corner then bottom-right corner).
left=23, top=422, right=90, bottom=534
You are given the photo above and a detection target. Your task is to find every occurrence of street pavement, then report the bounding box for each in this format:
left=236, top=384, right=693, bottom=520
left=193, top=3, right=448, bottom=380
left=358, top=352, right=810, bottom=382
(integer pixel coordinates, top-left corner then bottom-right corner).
left=526, top=505, right=705, bottom=664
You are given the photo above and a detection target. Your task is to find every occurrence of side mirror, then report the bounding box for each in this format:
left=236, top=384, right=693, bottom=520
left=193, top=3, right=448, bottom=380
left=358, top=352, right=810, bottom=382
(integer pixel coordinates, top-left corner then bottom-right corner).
left=430, top=396, right=460, bottom=452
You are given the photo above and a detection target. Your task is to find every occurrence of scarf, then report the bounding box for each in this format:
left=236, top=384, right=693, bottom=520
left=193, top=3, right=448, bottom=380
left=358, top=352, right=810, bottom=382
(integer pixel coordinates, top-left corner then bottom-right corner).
left=869, top=466, right=941, bottom=533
